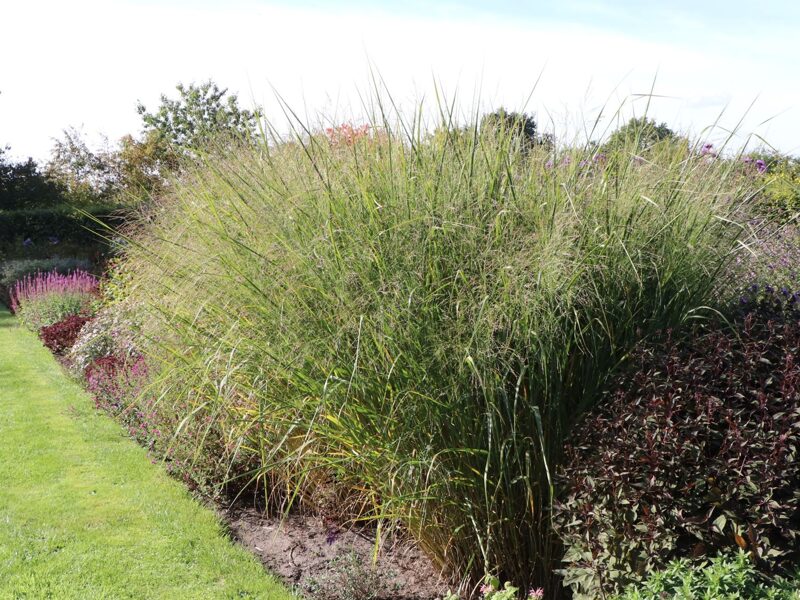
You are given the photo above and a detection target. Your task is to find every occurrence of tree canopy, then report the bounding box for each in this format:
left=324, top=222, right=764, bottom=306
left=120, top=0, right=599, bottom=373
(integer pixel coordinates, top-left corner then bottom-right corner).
left=604, top=117, right=676, bottom=152
left=136, top=80, right=259, bottom=154
left=1, top=148, right=65, bottom=211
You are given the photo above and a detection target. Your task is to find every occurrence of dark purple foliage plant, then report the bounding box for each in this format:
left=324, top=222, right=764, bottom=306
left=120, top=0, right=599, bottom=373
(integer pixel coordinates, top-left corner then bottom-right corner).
left=554, top=299, right=800, bottom=598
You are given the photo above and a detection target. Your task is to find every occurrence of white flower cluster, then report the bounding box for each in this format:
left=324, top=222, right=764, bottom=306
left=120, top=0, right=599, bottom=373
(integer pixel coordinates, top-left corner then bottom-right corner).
left=68, top=300, right=142, bottom=374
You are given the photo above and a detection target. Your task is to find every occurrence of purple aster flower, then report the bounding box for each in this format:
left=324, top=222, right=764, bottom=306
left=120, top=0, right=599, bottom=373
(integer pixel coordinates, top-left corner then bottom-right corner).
left=701, top=142, right=714, bottom=156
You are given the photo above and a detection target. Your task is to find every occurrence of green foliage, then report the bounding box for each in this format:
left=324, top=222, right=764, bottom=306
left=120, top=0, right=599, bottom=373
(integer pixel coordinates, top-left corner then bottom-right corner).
left=41, top=81, right=258, bottom=205
left=0, top=152, right=64, bottom=210
left=117, top=97, right=755, bottom=593
left=45, top=127, right=117, bottom=205
left=604, top=117, right=677, bottom=153
left=615, top=552, right=800, bottom=600
left=754, top=151, right=800, bottom=222
left=136, top=80, right=258, bottom=156
left=16, top=291, right=91, bottom=330
left=0, top=205, right=122, bottom=256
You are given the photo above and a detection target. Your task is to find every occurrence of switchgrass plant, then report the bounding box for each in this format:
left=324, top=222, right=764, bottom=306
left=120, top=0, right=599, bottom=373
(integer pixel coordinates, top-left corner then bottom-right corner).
left=10, top=270, right=98, bottom=330
left=119, top=97, right=758, bottom=595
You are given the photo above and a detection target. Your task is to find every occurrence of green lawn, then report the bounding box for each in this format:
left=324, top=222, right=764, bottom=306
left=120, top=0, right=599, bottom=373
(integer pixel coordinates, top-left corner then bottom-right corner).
left=0, top=309, right=294, bottom=599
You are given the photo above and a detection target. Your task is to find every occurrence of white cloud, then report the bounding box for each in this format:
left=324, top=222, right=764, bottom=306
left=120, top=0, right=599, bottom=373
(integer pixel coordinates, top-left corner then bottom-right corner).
left=1, top=0, right=797, bottom=161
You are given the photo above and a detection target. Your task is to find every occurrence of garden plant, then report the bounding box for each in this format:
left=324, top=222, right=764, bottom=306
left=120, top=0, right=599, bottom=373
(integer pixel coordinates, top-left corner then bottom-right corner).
left=95, top=97, right=767, bottom=596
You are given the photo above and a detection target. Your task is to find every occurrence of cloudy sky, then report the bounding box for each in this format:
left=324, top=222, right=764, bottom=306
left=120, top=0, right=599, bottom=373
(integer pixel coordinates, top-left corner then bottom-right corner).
left=2, top=0, right=798, bottom=161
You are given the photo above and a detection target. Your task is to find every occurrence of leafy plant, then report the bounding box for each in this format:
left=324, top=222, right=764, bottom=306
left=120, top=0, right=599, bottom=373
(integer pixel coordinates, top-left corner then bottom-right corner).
left=555, top=298, right=800, bottom=598
left=0, top=257, right=91, bottom=304
left=751, top=151, right=800, bottom=223
left=615, top=551, right=800, bottom=600
left=137, top=80, right=259, bottom=158
left=38, top=314, right=91, bottom=354
left=10, top=270, right=97, bottom=330
left=603, top=116, right=677, bottom=153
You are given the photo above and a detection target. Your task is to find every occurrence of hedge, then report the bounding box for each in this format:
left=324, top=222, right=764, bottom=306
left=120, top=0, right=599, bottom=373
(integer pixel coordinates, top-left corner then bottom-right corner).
left=0, top=205, right=125, bottom=248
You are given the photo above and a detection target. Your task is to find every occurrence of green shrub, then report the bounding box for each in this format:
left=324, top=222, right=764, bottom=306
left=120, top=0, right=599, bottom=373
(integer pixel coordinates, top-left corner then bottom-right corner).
left=615, top=552, right=800, bottom=600
left=117, top=102, right=756, bottom=593
left=0, top=204, right=123, bottom=252
left=757, top=154, right=800, bottom=222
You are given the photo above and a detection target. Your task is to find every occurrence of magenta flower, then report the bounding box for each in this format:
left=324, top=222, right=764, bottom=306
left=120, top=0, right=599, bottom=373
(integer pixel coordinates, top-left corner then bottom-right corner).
left=9, top=269, right=98, bottom=313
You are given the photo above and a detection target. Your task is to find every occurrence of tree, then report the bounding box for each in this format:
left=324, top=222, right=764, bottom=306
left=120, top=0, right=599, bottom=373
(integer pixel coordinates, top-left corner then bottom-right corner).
left=38, top=81, right=260, bottom=206
left=0, top=149, right=64, bottom=210
left=480, top=108, right=552, bottom=151
left=46, top=127, right=117, bottom=205
left=136, top=80, right=259, bottom=156
left=604, top=117, right=676, bottom=152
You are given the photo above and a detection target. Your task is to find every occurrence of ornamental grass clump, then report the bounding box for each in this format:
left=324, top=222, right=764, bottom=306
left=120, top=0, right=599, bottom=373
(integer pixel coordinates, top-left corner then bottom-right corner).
left=119, top=96, right=757, bottom=595
left=10, top=269, right=98, bottom=330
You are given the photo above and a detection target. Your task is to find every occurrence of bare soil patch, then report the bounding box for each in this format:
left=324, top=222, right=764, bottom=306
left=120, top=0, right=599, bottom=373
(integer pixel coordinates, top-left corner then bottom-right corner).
left=223, top=507, right=450, bottom=599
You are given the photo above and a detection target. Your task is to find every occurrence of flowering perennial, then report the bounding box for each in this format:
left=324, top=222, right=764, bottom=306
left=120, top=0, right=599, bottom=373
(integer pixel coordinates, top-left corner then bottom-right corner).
left=10, top=269, right=98, bottom=313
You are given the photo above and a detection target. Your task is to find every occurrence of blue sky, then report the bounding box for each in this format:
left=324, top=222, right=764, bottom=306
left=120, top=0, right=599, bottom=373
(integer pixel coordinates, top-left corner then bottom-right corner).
left=2, top=0, right=798, bottom=160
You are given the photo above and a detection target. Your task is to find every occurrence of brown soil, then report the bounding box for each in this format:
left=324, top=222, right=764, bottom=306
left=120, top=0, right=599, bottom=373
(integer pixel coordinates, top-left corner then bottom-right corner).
left=222, top=507, right=451, bottom=599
